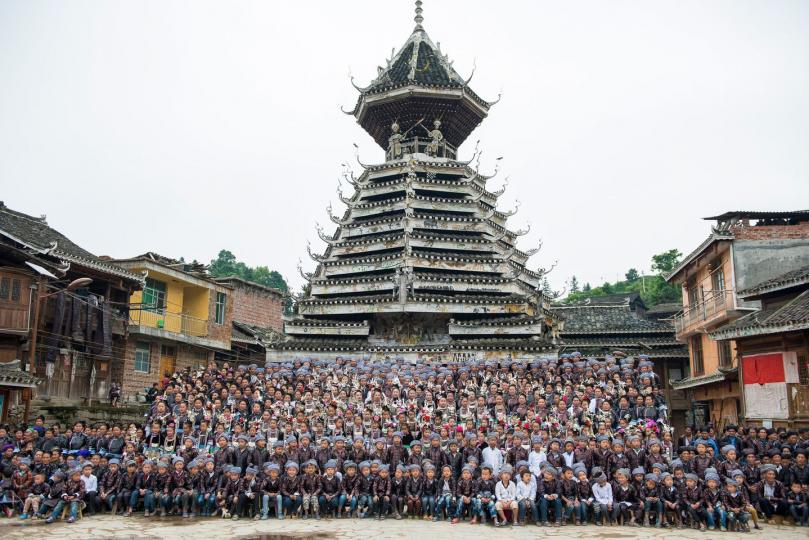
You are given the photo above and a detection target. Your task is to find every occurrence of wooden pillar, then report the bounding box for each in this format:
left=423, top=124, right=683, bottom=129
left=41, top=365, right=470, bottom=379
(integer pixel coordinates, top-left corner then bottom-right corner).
left=27, top=275, right=45, bottom=376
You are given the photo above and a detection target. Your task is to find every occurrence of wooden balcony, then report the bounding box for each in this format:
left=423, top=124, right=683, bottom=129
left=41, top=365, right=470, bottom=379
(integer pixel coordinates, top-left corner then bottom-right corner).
left=129, top=308, right=208, bottom=338
left=673, top=289, right=735, bottom=339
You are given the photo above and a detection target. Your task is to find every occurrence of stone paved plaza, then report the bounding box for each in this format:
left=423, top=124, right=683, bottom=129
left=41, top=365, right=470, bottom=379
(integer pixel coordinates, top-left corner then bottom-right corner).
left=1, top=516, right=808, bottom=540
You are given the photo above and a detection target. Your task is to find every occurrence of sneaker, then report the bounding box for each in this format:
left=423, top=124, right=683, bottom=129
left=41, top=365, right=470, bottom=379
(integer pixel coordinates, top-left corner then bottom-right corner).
left=19, top=514, right=28, bottom=520
left=45, top=517, right=55, bottom=524
left=67, top=517, right=75, bottom=524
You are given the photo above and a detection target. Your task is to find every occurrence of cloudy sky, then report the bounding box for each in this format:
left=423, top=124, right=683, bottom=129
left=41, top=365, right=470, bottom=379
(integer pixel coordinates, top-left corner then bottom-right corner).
left=2, top=0, right=807, bottom=293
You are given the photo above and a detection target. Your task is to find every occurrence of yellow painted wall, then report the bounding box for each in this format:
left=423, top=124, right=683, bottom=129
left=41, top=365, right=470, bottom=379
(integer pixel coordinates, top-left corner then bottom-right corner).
left=182, top=286, right=210, bottom=320
left=128, top=268, right=210, bottom=334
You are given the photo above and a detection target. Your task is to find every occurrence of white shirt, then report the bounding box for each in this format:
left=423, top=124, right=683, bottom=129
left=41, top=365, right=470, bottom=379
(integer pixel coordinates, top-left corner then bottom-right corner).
left=495, top=480, right=517, bottom=502
left=482, top=446, right=504, bottom=477
left=528, top=450, right=547, bottom=477
left=562, top=451, right=575, bottom=467
left=592, top=482, right=613, bottom=505
left=81, top=474, right=97, bottom=493
left=516, top=480, right=536, bottom=502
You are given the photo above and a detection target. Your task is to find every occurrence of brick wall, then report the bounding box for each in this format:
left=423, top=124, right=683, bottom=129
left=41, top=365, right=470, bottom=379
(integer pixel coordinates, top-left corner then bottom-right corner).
left=216, top=278, right=284, bottom=331
left=120, top=339, right=211, bottom=401
left=207, top=284, right=234, bottom=345
left=731, top=221, right=809, bottom=240
left=121, top=339, right=159, bottom=401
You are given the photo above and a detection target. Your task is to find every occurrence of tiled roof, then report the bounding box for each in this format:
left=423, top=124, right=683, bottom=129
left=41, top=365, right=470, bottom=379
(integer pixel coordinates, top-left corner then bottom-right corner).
left=0, top=361, right=40, bottom=388
left=645, top=303, right=682, bottom=316
left=0, top=201, right=142, bottom=284
left=560, top=336, right=683, bottom=348
left=703, top=210, right=809, bottom=221
left=564, top=293, right=642, bottom=307
left=359, top=29, right=466, bottom=95
left=670, top=369, right=735, bottom=390
left=737, top=265, right=809, bottom=299
left=232, top=321, right=284, bottom=345
left=710, top=288, right=809, bottom=340
left=552, top=305, right=674, bottom=334
left=666, top=232, right=734, bottom=282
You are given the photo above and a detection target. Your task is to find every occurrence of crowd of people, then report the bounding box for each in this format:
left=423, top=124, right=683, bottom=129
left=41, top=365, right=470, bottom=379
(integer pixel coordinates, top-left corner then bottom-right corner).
left=1, top=352, right=808, bottom=531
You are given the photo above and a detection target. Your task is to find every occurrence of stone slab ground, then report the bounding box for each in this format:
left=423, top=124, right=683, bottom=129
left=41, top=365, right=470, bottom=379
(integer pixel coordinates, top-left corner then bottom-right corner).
left=2, top=516, right=808, bottom=540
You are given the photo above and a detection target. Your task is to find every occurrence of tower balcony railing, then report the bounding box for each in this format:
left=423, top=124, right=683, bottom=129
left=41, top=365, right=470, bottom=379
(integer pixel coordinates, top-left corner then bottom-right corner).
left=673, top=289, right=735, bottom=338
left=387, top=135, right=457, bottom=161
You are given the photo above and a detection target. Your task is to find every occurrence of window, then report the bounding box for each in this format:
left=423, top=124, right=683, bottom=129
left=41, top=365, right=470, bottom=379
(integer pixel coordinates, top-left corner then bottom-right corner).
left=134, top=342, right=151, bottom=373
left=686, top=279, right=700, bottom=312
left=10, top=279, right=21, bottom=302
left=142, top=278, right=167, bottom=312
left=718, top=340, right=733, bottom=368
left=0, top=277, right=9, bottom=300
left=799, top=353, right=809, bottom=386
left=215, top=292, right=226, bottom=325
left=711, top=259, right=726, bottom=291
left=160, top=345, right=176, bottom=358
left=691, top=335, right=704, bottom=376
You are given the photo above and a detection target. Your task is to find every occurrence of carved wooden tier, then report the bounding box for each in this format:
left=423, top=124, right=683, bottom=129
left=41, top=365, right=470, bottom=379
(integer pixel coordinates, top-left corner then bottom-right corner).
left=270, top=6, right=561, bottom=362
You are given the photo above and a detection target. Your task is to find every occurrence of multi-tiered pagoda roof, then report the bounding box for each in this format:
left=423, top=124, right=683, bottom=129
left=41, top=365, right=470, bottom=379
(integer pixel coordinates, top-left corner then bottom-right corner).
left=269, top=3, right=561, bottom=362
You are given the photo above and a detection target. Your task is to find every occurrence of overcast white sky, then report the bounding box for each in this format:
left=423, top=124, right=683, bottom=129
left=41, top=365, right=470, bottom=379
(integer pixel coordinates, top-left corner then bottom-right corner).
left=2, top=1, right=808, bottom=294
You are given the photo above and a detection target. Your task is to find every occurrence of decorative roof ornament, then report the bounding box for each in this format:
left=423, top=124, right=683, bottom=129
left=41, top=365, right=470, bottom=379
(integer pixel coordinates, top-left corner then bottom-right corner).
left=501, top=200, right=521, bottom=217
left=297, top=259, right=313, bottom=282
left=524, top=239, right=544, bottom=257
left=514, top=222, right=531, bottom=236
left=306, top=240, right=326, bottom=263
left=414, top=0, right=424, bottom=31
left=492, top=176, right=509, bottom=197
left=337, top=185, right=355, bottom=207
left=315, top=222, right=336, bottom=244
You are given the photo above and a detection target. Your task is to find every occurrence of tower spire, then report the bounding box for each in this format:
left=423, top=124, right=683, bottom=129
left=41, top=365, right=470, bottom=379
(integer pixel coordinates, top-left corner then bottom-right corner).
left=414, top=0, right=424, bottom=31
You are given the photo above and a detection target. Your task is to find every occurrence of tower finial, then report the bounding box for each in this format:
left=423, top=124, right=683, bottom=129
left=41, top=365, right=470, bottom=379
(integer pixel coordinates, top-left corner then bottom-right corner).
left=414, top=0, right=424, bottom=30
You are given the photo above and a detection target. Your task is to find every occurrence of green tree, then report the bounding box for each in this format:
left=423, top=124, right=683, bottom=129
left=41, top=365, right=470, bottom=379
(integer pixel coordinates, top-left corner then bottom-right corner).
left=651, top=249, right=683, bottom=276
left=625, top=268, right=640, bottom=281
left=569, top=276, right=580, bottom=293
left=208, top=249, right=292, bottom=313
left=582, top=283, right=592, bottom=292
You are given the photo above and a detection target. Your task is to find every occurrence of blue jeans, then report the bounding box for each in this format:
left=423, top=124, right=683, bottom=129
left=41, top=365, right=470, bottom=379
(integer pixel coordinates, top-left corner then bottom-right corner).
left=422, top=495, right=435, bottom=516
left=436, top=493, right=454, bottom=519
left=355, top=495, right=372, bottom=515
left=198, top=493, right=216, bottom=515
left=789, top=504, right=809, bottom=525
left=454, top=496, right=480, bottom=518
left=283, top=496, right=301, bottom=515
left=578, top=501, right=590, bottom=523
left=644, top=499, right=663, bottom=521
left=129, top=490, right=154, bottom=512
left=539, top=496, right=562, bottom=523
left=157, top=494, right=171, bottom=511
left=518, top=499, right=538, bottom=522
left=477, top=497, right=496, bottom=518
left=50, top=500, right=79, bottom=520
left=319, top=494, right=346, bottom=515
left=706, top=506, right=726, bottom=529
left=727, top=510, right=751, bottom=525
left=262, top=494, right=282, bottom=517
left=104, top=494, right=117, bottom=511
